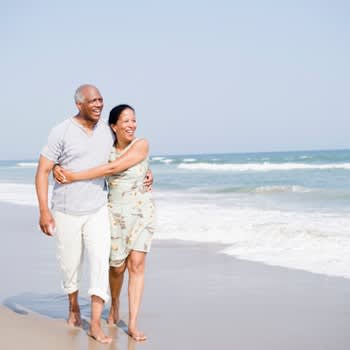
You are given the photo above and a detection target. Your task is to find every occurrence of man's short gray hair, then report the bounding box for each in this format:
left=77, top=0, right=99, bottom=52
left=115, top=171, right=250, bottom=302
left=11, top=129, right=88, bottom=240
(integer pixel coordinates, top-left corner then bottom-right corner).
left=74, top=84, right=97, bottom=103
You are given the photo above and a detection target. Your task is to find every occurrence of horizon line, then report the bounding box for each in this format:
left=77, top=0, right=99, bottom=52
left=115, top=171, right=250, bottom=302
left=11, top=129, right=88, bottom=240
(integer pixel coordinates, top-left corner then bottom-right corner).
left=1, top=147, right=350, bottom=161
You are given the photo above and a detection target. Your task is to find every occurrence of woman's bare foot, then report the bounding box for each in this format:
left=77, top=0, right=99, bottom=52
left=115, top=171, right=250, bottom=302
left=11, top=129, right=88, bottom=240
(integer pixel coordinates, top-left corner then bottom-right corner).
left=127, top=328, right=147, bottom=342
left=107, top=302, right=119, bottom=326
left=67, top=309, right=82, bottom=327
left=88, top=323, right=112, bottom=344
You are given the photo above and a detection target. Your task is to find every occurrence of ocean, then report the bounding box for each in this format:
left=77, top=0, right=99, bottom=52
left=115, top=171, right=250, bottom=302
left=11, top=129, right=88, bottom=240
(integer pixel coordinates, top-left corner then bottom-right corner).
left=2, top=149, right=350, bottom=279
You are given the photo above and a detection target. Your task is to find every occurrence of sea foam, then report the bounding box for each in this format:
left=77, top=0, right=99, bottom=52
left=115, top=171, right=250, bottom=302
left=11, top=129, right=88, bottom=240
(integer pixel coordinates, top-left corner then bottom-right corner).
left=253, top=185, right=314, bottom=193
left=0, top=183, right=51, bottom=206
left=155, top=193, right=350, bottom=279
left=17, top=162, right=38, bottom=168
left=2, top=183, right=350, bottom=279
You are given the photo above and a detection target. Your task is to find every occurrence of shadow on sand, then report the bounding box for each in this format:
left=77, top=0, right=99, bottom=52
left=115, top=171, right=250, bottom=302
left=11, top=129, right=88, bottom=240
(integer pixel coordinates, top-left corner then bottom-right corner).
left=2, top=292, right=112, bottom=331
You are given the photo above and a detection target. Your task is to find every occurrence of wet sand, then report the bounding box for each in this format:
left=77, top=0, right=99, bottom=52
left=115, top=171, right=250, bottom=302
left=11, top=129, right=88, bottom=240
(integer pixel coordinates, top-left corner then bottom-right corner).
left=1, top=202, right=350, bottom=349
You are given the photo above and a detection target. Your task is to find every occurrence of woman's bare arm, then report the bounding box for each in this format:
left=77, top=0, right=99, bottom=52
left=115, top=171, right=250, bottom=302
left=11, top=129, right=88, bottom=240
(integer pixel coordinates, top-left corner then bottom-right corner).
left=60, top=139, right=149, bottom=182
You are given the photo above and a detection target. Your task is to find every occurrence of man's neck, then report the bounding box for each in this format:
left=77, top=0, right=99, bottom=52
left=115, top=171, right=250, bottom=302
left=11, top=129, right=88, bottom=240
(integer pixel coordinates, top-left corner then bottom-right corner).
left=74, top=114, right=98, bottom=131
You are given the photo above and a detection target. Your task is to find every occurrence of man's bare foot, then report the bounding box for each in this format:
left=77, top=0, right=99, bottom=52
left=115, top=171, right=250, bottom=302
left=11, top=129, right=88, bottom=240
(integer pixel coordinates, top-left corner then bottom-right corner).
left=67, top=310, right=82, bottom=327
left=127, top=328, right=147, bottom=342
left=88, top=323, right=112, bottom=344
left=67, top=292, right=81, bottom=327
left=107, top=303, right=119, bottom=326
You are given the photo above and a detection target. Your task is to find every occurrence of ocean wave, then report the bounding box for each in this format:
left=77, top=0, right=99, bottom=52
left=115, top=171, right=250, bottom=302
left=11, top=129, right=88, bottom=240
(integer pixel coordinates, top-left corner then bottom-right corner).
left=17, top=162, right=38, bottom=168
left=253, top=185, right=314, bottom=193
left=3, top=182, right=350, bottom=279
left=160, top=159, right=173, bottom=164
left=151, top=157, right=174, bottom=164
left=182, top=158, right=196, bottom=162
left=178, top=162, right=350, bottom=172
left=155, top=199, right=350, bottom=279
left=0, top=183, right=52, bottom=206
left=203, top=185, right=315, bottom=194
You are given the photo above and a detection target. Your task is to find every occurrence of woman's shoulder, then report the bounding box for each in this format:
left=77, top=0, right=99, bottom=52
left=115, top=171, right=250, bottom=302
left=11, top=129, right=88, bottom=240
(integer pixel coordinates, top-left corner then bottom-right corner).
left=129, top=138, right=149, bottom=159
left=133, top=138, right=149, bottom=148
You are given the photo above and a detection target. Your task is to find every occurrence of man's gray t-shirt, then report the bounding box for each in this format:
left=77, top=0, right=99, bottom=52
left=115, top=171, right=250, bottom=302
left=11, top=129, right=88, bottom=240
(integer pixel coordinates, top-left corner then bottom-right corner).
left=41, top=117, right=114, bottom=215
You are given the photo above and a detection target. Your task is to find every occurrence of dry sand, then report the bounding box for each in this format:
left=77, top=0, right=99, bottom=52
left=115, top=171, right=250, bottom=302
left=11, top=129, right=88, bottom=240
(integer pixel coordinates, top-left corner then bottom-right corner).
left=1, top=203, right=350, bottom=349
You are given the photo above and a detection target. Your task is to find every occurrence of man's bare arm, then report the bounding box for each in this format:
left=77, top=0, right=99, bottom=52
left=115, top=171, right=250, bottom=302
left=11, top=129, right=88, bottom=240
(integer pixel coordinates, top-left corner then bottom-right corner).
left=35, top=155, right=55, bottom=236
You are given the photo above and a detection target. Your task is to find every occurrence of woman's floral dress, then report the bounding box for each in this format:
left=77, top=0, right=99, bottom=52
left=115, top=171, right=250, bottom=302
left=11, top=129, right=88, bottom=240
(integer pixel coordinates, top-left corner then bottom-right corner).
left=107, top=139, right=156, bottom=267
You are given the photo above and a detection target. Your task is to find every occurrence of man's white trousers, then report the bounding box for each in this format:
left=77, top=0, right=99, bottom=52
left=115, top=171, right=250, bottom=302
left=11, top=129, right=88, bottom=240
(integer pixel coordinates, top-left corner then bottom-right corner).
left=54, top=205, right=111, bottom=302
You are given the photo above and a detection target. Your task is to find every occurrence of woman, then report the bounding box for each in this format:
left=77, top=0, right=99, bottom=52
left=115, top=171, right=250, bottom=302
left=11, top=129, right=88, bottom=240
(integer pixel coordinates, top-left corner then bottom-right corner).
left=56, top=104, right=155, bottom=341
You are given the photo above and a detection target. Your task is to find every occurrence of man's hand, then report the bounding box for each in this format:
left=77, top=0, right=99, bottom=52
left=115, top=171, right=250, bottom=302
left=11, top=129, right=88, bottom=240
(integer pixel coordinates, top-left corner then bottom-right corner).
left=39, top=210, right=55, bottom=236
left=35, top=155, right=56, bottom=237
left=144, top=169, right=153, bottom=191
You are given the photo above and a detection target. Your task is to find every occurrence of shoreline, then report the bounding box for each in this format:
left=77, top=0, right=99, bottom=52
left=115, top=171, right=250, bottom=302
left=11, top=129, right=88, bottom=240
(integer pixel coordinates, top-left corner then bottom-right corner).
left=1, top=202, right=350, bottom=349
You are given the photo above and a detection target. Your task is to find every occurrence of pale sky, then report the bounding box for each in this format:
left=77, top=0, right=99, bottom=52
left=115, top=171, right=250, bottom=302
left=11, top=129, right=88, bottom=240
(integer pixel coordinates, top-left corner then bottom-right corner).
left=2, top=0, right=350, bottom=159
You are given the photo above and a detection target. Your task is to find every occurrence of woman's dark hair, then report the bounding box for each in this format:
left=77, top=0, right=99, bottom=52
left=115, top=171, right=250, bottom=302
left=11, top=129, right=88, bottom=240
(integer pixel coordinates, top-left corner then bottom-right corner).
left=108, top=104, right=135, bottom=126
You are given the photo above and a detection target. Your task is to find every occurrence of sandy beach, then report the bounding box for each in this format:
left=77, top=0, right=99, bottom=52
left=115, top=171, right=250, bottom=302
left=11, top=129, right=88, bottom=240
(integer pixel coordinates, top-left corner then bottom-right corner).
left=1, top=202, right=350, bottom=350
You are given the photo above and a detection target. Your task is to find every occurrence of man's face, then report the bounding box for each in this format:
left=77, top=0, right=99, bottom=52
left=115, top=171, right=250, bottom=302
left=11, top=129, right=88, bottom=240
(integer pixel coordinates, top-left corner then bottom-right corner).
left=77, top=87, right=104, bottom=123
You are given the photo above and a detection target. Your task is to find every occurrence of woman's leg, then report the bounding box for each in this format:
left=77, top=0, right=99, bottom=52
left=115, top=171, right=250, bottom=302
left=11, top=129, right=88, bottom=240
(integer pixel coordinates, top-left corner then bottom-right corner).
left=127, top=250, right=147, bottom=341
left=108, top=263, right=127, bottom=325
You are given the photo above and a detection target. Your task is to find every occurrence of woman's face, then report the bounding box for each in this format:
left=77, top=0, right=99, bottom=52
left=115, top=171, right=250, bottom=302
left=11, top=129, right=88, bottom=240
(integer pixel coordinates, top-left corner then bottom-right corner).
left=111, top=108, right=137, bottom=143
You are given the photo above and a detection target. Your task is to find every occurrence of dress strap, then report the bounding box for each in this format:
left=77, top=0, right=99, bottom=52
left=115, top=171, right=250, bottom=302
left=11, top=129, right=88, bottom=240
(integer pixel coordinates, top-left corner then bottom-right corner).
left=116, top=138, right=139, bottom=155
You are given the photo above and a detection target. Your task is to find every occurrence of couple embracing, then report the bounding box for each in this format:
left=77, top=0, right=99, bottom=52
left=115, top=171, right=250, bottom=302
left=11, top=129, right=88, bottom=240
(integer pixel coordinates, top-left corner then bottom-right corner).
left=35, top=84, right=155, bottom=344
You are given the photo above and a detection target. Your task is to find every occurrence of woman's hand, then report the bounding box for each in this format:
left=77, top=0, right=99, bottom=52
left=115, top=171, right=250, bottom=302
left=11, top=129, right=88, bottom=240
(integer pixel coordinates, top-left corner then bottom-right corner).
left=53, top=165, right=65, bottom=184
left=53, top=165, right=75, bottom=184
left=60, top=168, right=76, bottom=184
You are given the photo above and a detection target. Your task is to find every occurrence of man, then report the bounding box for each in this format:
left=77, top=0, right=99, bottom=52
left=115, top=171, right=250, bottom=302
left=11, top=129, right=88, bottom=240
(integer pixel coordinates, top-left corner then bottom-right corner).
left=35, top=84, right=152, bottom=344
